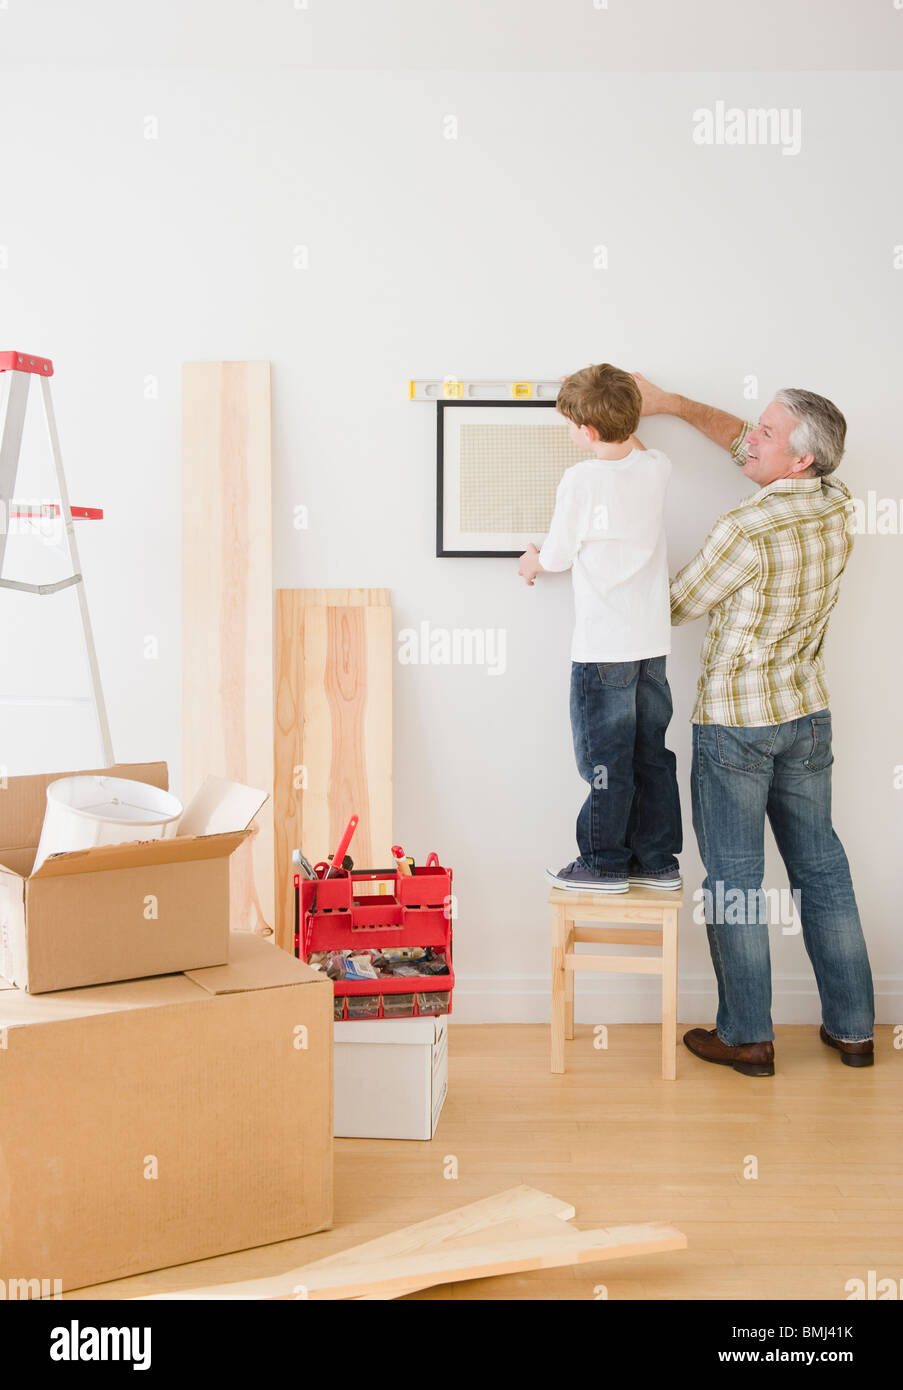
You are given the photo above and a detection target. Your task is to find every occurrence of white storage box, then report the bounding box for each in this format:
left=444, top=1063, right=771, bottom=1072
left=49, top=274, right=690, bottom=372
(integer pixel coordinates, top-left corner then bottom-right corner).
left=333, top=1014, right=448, bottom=1140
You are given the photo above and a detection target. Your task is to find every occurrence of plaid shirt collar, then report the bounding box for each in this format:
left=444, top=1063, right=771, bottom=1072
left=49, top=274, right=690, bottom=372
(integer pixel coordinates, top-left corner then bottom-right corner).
left=757, top=476, right=820, bottom=495
left=739, top=474, right=852, bottom=508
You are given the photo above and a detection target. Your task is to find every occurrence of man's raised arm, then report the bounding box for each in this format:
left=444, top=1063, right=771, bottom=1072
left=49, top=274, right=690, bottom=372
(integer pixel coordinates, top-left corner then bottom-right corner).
left=632, top=373, right=745, bottom=453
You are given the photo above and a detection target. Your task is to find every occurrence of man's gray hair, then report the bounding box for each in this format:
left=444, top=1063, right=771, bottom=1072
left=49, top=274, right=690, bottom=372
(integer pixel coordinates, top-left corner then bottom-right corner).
left=774, top=388, right=847, bottom=478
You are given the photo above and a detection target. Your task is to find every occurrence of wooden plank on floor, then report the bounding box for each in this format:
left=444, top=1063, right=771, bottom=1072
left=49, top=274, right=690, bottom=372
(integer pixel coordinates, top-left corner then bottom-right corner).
left=274, top=588, right=392, bottom=951
left=182, top=362, right=274, bottom=936
left=136, top=1187, right=687, bottom=1300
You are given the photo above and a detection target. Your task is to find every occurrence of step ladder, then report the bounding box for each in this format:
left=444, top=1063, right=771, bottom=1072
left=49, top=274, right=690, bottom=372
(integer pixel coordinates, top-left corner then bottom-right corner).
left=0, top=350, right=114, bottom=766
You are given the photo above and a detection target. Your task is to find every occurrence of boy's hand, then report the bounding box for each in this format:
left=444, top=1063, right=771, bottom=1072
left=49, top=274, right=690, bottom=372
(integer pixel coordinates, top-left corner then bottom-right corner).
left=518, top=543, right=542, bottom=586
left=632, top=372, right=679, bottom=417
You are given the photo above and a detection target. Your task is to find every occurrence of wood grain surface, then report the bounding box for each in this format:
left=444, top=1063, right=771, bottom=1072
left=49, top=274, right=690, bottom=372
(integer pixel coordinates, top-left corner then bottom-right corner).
left=135, top=1185, right=686, bottom=1299
left=274, top=589, right=392, bottom=951
left=182, top=362, right=274, bottom=935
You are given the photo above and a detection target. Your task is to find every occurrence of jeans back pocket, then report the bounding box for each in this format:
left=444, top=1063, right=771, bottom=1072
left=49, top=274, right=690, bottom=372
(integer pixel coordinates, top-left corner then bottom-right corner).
left=595, top=661, right=640, bottom=688
left=642, top=655, right=667, bottom=686
left=714, top=723, right=781, bottom=772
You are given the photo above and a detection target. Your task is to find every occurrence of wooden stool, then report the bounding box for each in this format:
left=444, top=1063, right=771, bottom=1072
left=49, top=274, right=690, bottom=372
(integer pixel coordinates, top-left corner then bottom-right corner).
left=549, top=886, right=681, bottom=1080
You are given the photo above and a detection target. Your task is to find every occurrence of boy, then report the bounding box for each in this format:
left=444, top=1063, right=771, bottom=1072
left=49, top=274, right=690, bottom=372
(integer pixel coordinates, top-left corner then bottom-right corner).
left=518, top=363, right=682, bottom=893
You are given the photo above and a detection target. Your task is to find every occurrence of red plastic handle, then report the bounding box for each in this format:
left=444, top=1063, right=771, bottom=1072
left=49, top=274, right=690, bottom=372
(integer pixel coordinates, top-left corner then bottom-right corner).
left=426, top=852, right=440, bottom=868
left=325, top=814, right=359, bottom=878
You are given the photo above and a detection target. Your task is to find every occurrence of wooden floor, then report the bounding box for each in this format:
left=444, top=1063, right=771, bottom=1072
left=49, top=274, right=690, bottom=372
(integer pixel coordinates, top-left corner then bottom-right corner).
left=72, top=1024, right=900, bottom=1301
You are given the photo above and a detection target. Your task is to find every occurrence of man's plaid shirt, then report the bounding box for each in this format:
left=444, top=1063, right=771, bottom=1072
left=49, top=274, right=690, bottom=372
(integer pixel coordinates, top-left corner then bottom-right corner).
left=669, top=422, right=855, bottom=727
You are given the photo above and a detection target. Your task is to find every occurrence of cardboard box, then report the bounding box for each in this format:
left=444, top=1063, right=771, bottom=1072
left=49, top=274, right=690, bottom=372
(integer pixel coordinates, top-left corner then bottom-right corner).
left=0, top=762, right=259, bottom=993
left=333, top=1014, right=448, bottom=1140
left=0, top=933, right=333, bottom=1293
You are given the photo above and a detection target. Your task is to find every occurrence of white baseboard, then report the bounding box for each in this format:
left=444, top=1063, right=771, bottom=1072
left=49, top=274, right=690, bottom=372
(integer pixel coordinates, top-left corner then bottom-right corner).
left=449, top=974, right=903, bottom=1025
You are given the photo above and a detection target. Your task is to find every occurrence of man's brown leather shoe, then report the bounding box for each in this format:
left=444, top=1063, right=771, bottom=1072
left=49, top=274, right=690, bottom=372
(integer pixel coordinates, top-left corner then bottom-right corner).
left=683, top=1027, right=775, bottom=1076
left=820, top=1025, right=874, bottom=1067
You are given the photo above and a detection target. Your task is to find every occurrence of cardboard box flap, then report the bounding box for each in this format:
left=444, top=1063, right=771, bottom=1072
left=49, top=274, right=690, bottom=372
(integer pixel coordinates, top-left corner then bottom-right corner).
left=0, top=762, right=169, bottom=858
left=0, top=937, right=319, bottom=1021
left=178, top=775, right=269, bottom=838
left=28, top=828, right=251, bottom=881
left=0, top=971, right=203, bottom=1027
left=0, top=849, right=36, bottom=876
left=185, top=932, right=327, bottom=994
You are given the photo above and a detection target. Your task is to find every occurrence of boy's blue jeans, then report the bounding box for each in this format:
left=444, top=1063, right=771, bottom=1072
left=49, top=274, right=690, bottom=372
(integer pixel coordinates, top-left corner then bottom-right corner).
left=691, top=712, right=874, bottom=1046
left=569, top=657, right=682, bottom=875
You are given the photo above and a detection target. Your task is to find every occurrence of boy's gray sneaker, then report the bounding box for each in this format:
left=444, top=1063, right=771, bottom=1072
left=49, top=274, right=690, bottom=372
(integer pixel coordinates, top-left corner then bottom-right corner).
left=628, top=864, right=682, bottom=890
left=545, top=861, right=629, bottom=893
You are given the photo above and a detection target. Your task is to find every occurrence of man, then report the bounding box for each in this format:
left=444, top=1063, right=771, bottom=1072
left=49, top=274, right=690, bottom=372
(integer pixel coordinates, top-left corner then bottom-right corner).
left=634, top=374, right=874, bottom=1077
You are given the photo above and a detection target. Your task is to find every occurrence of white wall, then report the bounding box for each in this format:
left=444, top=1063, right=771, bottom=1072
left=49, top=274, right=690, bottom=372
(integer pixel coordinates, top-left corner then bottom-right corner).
left=1, top=5, right=900, bottom=1022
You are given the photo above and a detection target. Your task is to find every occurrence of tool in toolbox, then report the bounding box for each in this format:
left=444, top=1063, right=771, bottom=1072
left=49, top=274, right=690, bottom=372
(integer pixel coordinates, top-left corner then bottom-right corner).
left=325, top=814, right=358, bottom=878
left=291, top=849, right=317, bottom=881
left=392, top=844, right=413, bottom=876
left=295, top=847, right=455, bottom=1021
left=305, top=813, right=360, bottom=915
left=0, top=350, right=113, bottom=764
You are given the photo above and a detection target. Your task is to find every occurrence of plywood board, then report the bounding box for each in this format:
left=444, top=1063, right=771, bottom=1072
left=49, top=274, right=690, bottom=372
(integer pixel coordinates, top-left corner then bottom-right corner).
left=332, top=1185, right=575, bottom=1300
left=137, top=1185, right=687, bottom=1300
left=182, top=362, right=274, bottom=936
left=274, top=589, right=392, bottom=951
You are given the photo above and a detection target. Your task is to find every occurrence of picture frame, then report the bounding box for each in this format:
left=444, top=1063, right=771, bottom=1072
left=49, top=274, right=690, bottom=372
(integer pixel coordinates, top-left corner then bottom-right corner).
left=435, top=399, right=589, bottom=558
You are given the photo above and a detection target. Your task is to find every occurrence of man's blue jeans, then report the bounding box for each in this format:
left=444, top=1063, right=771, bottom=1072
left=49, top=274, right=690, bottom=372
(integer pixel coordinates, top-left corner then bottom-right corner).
left=569, top=658, right=682, bottom=874
left=691, top=711, right=874, bottom=1045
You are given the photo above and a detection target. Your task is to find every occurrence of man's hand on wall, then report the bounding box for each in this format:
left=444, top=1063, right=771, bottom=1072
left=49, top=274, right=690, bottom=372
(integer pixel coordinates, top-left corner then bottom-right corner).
left=632, top=372, right=679, bottom=416
left=631, top=374, right=745, bottom=453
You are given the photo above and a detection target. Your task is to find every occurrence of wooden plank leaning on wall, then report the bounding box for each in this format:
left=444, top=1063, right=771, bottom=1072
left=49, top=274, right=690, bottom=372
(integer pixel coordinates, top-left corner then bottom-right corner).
left=274, top=589, right=393, bottom=954
left=182, top=362, right=274, bottom=936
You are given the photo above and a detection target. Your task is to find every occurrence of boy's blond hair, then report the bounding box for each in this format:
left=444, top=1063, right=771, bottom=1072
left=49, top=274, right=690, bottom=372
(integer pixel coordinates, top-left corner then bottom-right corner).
left=557, top=363, right=642, bottom=442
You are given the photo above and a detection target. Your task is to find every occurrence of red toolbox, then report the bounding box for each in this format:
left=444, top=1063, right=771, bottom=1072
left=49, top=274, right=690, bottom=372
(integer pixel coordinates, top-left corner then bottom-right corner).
left=295, top=852, right=454, bottom=1021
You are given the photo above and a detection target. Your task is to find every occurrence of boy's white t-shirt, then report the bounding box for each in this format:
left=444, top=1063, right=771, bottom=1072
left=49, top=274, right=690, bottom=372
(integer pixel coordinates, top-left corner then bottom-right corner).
left=538, top=447, right=672, bottom=662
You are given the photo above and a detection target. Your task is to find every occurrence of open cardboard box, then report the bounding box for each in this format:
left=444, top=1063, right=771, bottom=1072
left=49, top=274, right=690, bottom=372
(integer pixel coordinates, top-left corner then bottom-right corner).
left=0, top=762, right=265, bottom=994
left=0, top=932, right=333, bottom=1292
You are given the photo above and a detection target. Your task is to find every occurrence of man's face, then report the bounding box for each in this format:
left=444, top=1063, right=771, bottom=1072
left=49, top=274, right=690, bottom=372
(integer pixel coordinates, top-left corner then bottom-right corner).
left=744, top=401, right=814, bottom=487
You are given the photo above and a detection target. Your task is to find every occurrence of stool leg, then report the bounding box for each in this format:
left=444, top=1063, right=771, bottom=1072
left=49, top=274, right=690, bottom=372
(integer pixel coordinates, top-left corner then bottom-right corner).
left=551, top=905, right=568, bottom=1073
left=661, top=908, right=678, bottom=1080
left=564, top=923, right=575, bottom=1040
